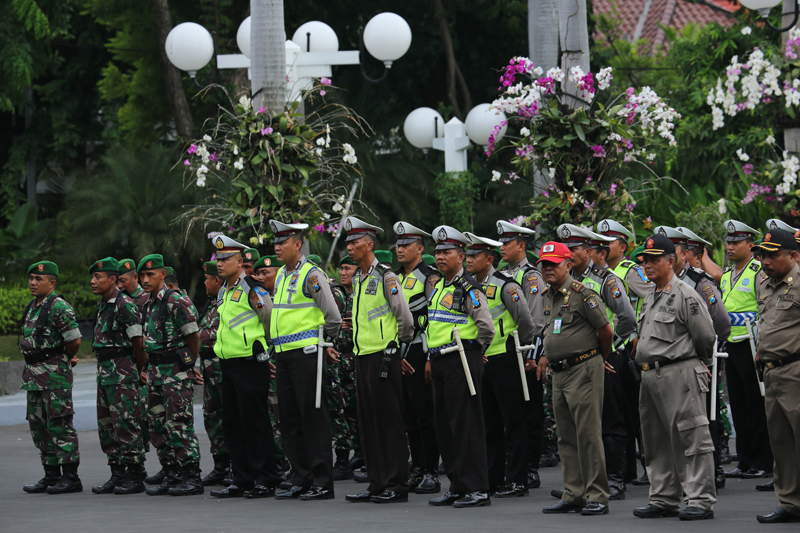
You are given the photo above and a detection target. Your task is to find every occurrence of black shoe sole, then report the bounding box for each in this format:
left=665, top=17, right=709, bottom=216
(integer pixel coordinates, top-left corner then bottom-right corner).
left=46, top=487, right=84, bottom=494
left=633, top=511, right=680, bottom=518
left=113, top=486, right=145, bottom=495
left=494, top=491, right=529, bottom=498
left=91, top=487, right=116, bottom=494
left=453, top=500, right=491, bottom=508
left=756, top=486, right=775, bottom=492
left=168, top=489, right=204, bottom=496
left=413, top=487, right=441, bottom=494
left=609, top=493, right=626, bottom=501
left=345, top=498, right=374, bottom=503
left=679, top=512, right=714, bottom=521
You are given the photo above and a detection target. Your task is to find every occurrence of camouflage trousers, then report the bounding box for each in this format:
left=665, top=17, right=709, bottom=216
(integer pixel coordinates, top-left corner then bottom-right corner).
left=26, top=389, right=80, bottom=466
left=335, top=351, right=358, bottom=452
left=202, top=358, right=228, bottom=459
left=543, top=370, right=558, bottom=442
left=719, top=377, right=733, bottom=437
left=147, top=377, right=200, bottom=467
left=266, top=364, right=286, bottom=463
left=139, top=382, right=150, bottom=452
left=97, top=382, right=144, bottom=465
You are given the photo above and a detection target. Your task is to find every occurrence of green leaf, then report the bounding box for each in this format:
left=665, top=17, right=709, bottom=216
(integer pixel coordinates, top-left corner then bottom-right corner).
left=279, top=116, right=288, bottom=133
left=284, top=135, right=302, bottom=144
left=282, top=164, right=296, bottom=173
left=574, top=123, right=586, bottom=143
left=788, top=106, right=796, bottom=120
left=251, top=154, right=263, bottom=165
left=10, top=203, right=36, bottom=238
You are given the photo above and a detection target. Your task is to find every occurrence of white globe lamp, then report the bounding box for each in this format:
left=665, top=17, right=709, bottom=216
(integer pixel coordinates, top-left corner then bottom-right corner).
left=403, top=107, right=444, bottom=150
left=363, top=13, right=412, bottom=66
left=165, top=22, right=215, bottom=77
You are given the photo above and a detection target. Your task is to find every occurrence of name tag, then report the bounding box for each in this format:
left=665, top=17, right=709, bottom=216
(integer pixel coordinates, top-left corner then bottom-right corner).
left=553, top=318, right=562, bottom=335
left=736, top=286, right=752, bottom=293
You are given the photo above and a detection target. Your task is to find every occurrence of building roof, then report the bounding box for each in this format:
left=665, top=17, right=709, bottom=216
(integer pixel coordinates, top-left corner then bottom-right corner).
left=593, top=0, right=737, bottom=54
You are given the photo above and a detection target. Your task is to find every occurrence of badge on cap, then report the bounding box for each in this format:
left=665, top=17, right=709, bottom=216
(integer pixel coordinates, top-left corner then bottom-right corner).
left=215, top=237, right=224, bottom=249
left=769, top=220, right=778, bottom=229
left=345, top=219, right=353, bottom=231
left=98, top=261, right=103, bottom=268
left=496, top=222, right=504, bottom=234
left=270, top=221, right=278, bottom=233
left=125, top=262, right=131, bottom=269
left=657, top=227, right=667, bottom=237
left=646, top=238, right=654, bottom=249
left=542, top=244, right=555, bottom=253
left=438, top=227, right=447, bottom=241
left=727, top=222, right=735, bottom=233
left=560, top=227, right=571, bottom=239
left=265, top=258, right=272, bottom=266
left=37, top=264, right=44, bottom=272
left=765, top=233, right=772, bottom=242
left=246, top=252, right=252, bottom=260
left=396, top=223, right=405, bottom=235
left=600, top=221, right=609, bottom=232
left=146, top=260, right=153, bottom=268
left=203, top=264, right=208, bottom=272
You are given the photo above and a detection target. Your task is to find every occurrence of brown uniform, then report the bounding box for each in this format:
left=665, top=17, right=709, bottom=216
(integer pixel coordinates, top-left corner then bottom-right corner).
left=542, top=275, right=610, bottom=506
left=637, top=274, right=717, bottom=512
left=755, top=262, right=800, bottom=517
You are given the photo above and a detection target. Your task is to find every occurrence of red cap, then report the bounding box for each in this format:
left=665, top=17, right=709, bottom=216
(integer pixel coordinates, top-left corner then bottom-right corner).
left=536, top=242, right=572, bottom=264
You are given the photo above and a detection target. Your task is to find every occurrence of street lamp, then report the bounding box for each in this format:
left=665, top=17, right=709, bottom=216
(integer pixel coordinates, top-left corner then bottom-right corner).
left=738, top=0, right=799, bottom=32
left=403, top=105, right=507, bottom=172
left=165, top=13, right=412, bottom=99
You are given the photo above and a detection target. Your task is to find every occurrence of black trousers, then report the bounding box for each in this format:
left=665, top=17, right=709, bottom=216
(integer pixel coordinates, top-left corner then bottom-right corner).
left=483, top=348, right=528, bottom=486
left=402, top=343, right=439, bottom=473
left=431, top=346, right=488, bottom=494
left=602, top=351, right=628, bottom=486
left=220, top=357, right=281, bottom=488
left=356, top=350, right=409, bottom=495
left=526, top=368, right=545, bottom=470
left=725, top=340, right=773, bottom=472
left=275, top=347, right=334, bottom=490
left=620, top=347, right=644, bottom=480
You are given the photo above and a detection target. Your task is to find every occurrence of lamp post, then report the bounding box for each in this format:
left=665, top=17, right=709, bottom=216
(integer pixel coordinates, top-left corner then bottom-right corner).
left=738, top=0, right=799, bottom=32
left=403, top=104, right=507, bottom=172
left=164, top=13, right=412, bottom=101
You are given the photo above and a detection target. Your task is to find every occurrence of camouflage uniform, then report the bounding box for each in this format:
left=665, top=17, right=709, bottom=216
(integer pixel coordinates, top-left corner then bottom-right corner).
left=328, top=284, right=351, bottom=451
left=142, top=286, right=200, bottom=467
left=20, top=293, right=82, bottom=466
left=124, top=285, right=151, bottom=451
left=265, top=292, right=286, bottom=464
left=335, top=288, right=358, bottom=453
left=93, top=288, right=145, bottom=466
left=199, top=296, right=227, bottom=461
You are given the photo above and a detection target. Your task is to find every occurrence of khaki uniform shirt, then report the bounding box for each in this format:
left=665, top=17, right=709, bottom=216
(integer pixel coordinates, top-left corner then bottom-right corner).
left=638, top=274, right=716, bottom=365
left=542, top=275, right=609, bottom=362
left=756, top=262, right=800, bottom=362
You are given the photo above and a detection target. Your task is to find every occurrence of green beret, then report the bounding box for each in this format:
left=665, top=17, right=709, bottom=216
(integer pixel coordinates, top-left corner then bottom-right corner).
left=89, top=257, right=120, bottom=275
left=338, top=255, right=356, bottom=267
left=497, top=259, right=509, bottom=271
left=421, top=254, right=436, bottom=266
left=164, top=266, right=175, bottom=277
left=203, top=261, right=218, bottom=276
left=118, top=258, right=137, bottom=275
left=137, top=254, right=165, bottom=273
left=243, top=248, right=260, bottom=263
left=255, top=255, right=283, bottom=270
left=526, top=250, right=539, bottom=264
left=307, top=254, right=322, bottom=266
left=28, top=261, right=59, bottom=277
left=375, top=250, right=393, bottom=265
left=630, top=245, right=645, bottom=264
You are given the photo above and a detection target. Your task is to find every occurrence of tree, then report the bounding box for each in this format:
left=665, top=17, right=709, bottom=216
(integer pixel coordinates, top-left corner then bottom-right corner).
left=528, top=0, right=559, bottom=71
left=558, top=0, right=590, bottom=108
left=250, top=0, right=286, bottom=114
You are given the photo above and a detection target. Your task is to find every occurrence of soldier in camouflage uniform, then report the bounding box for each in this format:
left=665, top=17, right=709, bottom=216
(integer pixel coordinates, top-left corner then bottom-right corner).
left=88, top=257, right=148, bottom=495
left=117, top=258, right=151, bottom=459
left=329, top=273, right=353, bottom=480
left=197, top=261, right=231, bottom=486
left=20, top=261, right=83, bottom=495
left=335, top=255, right=360, bottom=475
left=138, top=254, right=204, bottom=497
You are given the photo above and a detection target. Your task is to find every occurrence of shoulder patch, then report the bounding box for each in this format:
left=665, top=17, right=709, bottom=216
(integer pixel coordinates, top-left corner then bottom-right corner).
left=586, top=295, right=599, bottom=309
left=467, top=288, right=481, bottom=308
left=249, top=290, right=265, bottom=309
left=591, top=265, right=609, bottom=278
left=571, top=281, right=584, bottom=292
left=507, top=285, right=521, bottom=302
left=387, top=277, right=399, bottom=295
left=749, top=262, right=761, bottom=273
left=611, top=286, right=622, bottom=299
left=690, top=302, right=700, bottom=315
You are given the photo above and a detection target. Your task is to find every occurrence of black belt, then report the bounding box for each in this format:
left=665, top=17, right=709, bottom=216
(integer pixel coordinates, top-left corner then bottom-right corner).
left=148, top=350, right=187, bottom=366
left=638, top=358, right=690, bottom=372
left=23, top=350, right=61, bottom=365
left=762, top=353, right=800, bottom=370
left=428, top=339, right=479, bottom=360
left=95, top=348, right=131, bottom=362
left=549, top=349, right=599, bottom=372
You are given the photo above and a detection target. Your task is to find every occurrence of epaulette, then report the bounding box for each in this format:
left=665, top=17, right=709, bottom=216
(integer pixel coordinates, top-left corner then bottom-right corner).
left=520, top=262, right=540, bottom=274
left=619, top=259, right=635, bottom=268
left=491, top=270, right=513, bottom=282
left=375, top=263, right=392, bottom=277
left=759, top=271, right=769, bottom=284
left=459, top=272, right=484, bottom=294
left=571, top=281, right=584, bottom=292
left=686, top=266, right=716, bottom=285
left=723, top=266, right=732, bottom=273
left=749, top=261, right=762, bottom=273
left=590, top=265, right=609, bottom=279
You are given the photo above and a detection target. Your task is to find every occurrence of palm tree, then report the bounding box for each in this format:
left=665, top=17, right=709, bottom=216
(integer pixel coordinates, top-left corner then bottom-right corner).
left=528, top=0, right=559, bottom=72
left=251, top=0, right=287, bottom=115
left=558, top=0, right=590, bottom=109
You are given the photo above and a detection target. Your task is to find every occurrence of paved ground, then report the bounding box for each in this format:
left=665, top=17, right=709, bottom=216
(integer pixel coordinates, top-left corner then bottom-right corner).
left=0, top=363, right=791, bottom=532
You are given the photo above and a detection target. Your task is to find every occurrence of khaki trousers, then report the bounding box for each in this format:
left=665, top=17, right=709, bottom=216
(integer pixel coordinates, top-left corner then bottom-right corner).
left=639, top=359, right=716, bottom=511
left=552, top=355, right=609, bottom=506
left=764, top=361, right=800, bottom=516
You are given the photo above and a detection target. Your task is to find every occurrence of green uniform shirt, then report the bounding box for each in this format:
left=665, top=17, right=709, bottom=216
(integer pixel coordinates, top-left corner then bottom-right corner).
left=20, top=293, right=81, bottom=391
left=93, top=288, right=143, bottom=386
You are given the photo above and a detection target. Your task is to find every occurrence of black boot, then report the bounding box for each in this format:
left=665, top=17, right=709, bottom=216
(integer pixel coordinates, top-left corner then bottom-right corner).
left=527, top=433, right=543, bottom=489
left=146, top=464, right=182, bottom=496
left=201, top=456, right=230, bottom=486
left=114, top=464, right=146, bottom=495
left=144, top=465, right=167, bottom=485
left=92, top=464, right=126, bottom=494
left=168, top=463, right=204, bottom=496
left=720, top=436, right=732, bottom=465
left=539, top=437, right=559, bottom=468
left=408, top=467, right=424, bottom=491
left=349, top=450, right=364, bottom=470
left=46, top=464, right=83, bottom=494
left=605, top=438, right=627, bottom=501
left=333, top=449, right=354, bottom=481
left=23, top=465, right=61, bottom=494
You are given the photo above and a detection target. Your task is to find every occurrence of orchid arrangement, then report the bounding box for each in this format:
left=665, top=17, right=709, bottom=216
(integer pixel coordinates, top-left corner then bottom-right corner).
left=178, top=82, right=368, bottom=245
left=488, top=56, right=680, bottom=237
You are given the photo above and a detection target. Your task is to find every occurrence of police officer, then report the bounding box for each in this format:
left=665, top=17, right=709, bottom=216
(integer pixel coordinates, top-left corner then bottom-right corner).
left=496, top=220, right=549, bottom=484
left=676, top=227, right=724, bottom=283
left=425, top=226, right=495, bottom=508
left=196, top=260, right=230, bottom=487
left=596, top=219, right=651, bottom=486
left=718, top=220, right=774, bottom=481
left=537, top=242, right=613, bottom=516
left=342, top=217, right=413, bottom=504
left=655, top=225, right=731, bottom=489
left=466, top=232, right=534, bottom=498
left=20, top=261, right=83, bottom=495
left=752, top=229, right=800, bottom=523
left=633, top=234, right=717, bottom=521
left=558, top=224, right=637, bottom=501
left=88, top=258, right=147, bottom=495
left=269, top=221, right=342, bottom=500
left=393, top=222, right=441, bottom=494
left=138, top=254, right=203, bottom=497
left=242, top=248, right=260, bottom=277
